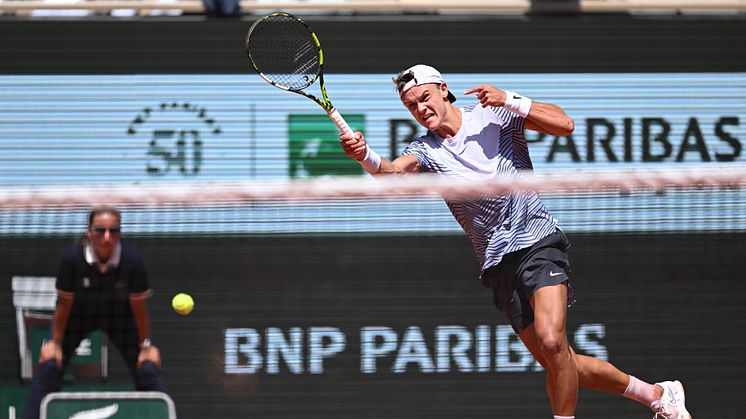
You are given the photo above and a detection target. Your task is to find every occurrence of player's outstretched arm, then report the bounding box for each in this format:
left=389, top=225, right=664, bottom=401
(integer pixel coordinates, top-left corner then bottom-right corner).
left=523, top=102, right=574, bottom=137
left=339, top=131, right=419, bottom=175
left=464, top=84, right=574, bottom=136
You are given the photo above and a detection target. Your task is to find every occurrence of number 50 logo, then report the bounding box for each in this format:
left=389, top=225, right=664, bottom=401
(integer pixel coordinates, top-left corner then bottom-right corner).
left=146, top=129, right=202, bottom=175
left=127, top=102, right=221, bottom=176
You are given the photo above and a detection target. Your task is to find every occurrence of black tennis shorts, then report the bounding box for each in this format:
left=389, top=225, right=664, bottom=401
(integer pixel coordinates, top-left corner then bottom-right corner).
left=480, top=229, right=576, bottom=333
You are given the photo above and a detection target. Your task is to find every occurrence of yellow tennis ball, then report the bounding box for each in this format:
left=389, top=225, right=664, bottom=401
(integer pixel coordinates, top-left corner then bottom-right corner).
left=172, top=293, right=194, bottom=315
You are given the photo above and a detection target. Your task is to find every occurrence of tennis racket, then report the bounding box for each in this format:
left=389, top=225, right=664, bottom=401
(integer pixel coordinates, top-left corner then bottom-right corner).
left=245, top=12, right=353, bottom=137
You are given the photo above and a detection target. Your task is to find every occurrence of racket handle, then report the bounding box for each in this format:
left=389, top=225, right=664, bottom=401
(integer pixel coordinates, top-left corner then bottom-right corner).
left=327, top=107, right=354, bottom=137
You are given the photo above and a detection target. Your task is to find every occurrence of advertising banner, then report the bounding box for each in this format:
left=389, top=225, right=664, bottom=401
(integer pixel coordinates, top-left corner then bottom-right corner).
left=0, top=73, right=742, bottom=185
left=1, top=234, right=743, bottom=418
left=1, top=73, right=743, bottom=235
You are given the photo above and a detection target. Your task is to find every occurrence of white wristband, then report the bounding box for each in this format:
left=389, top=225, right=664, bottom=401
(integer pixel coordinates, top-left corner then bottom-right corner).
left=358, top=147, right=381, bottom=175
left=503, top=91, right=532, bottom=118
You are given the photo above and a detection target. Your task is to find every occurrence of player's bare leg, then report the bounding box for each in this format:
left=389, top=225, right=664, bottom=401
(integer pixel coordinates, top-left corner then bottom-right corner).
left=525, top=283, right=578, bottom=416
left=522, top=324, right=631, bottom=393
left=520, top=291, right=678, bottom=417
left=573, top=350, right=629, bottom=393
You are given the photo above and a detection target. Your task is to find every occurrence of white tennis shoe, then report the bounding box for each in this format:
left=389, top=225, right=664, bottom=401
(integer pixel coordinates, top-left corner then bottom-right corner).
left=652, top=380, right=692, bottom=419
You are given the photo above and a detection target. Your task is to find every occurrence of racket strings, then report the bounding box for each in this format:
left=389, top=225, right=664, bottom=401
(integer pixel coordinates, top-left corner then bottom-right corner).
left=247, top=15, right=320, bottom=91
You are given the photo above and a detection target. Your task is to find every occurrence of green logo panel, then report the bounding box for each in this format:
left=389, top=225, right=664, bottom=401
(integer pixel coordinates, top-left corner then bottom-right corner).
left=44, top=395, right=173, bottom=419
left=31, top=328, right=105, bottom=380
left=31, top=329, right=103, bottom=366
left=289, top=114, right=365, bottom=178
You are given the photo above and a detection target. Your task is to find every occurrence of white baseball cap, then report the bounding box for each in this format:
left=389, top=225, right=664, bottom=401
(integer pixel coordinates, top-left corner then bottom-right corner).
left=394, top=64, right=457, bottom=103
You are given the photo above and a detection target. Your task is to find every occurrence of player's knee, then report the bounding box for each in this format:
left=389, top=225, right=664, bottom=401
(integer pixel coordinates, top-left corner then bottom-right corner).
left=537, top=333, right=569, bottom=362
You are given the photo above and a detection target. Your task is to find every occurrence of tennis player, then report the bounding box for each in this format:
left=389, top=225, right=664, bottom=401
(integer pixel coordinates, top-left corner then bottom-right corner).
left=22, top=206, right=167, bottom=419
left=339, top=64, right=691, bottom=419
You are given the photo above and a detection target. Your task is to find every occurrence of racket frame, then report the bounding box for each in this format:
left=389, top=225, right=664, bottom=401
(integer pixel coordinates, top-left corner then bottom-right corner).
left=246, top=12, right=353, bottom=136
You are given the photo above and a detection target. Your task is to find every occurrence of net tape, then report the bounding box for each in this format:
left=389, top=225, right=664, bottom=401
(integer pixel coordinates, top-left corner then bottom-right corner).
left=0, top=166, right=744, bottom=208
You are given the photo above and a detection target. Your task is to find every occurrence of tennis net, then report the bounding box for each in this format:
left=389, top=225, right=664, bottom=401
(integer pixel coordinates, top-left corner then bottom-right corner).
left=0, top=166, right=744, bottom=235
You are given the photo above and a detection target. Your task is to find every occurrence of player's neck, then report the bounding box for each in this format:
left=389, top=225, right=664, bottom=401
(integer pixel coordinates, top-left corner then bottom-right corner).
left=434, top=106, right=462, bottom=139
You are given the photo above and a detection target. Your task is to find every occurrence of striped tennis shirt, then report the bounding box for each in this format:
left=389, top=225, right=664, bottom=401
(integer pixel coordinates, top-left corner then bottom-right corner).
left=402, top=104, right=559, bottom=271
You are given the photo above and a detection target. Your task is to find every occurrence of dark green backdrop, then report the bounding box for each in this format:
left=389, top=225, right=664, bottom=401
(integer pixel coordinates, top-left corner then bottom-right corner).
left=2, top=233, right=746, bottom=417
left=0, top=14, right=744, bottom=74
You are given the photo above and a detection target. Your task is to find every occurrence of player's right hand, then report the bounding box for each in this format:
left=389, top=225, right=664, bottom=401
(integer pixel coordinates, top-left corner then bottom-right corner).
left=39, top=340, right=62, bottom=367
left=339, top=131, right=368, bottom=161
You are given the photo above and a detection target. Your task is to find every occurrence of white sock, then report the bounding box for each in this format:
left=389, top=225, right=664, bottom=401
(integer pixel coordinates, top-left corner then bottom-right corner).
left=554, top=416, right=574, bottom=419
left=623, top=375, right=660, bottom=408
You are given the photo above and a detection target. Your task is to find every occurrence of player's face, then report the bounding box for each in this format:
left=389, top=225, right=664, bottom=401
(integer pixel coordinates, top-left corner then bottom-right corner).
left=400, top=83, right=450, bottom=131
left=86, top=212, right=121, bottom=262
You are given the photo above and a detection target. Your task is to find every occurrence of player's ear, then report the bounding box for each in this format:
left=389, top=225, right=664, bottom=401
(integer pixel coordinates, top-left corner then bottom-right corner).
left=440, top=83, right=450, bottom=102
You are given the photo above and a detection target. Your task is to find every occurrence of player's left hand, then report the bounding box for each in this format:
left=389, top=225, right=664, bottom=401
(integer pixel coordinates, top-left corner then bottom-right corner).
left=464, top=84, right=507, bottom=108
left=137, top=345, right=162, bottom=369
